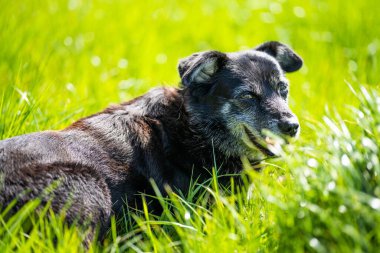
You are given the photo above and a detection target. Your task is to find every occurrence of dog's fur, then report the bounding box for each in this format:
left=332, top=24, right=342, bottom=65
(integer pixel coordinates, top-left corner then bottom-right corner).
left=0, top=41, right=302, bottom=239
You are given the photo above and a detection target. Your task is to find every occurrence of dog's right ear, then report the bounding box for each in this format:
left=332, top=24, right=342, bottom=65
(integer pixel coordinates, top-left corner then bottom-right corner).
left=255, top=41, right=303, bottom=73
left=178, top=51, right=228, bottom=87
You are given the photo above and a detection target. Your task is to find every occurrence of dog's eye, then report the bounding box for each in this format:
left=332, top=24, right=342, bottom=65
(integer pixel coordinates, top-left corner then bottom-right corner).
left=278, top=82, right=288, bottom=96
left=240, top=93, right=255, bottom=99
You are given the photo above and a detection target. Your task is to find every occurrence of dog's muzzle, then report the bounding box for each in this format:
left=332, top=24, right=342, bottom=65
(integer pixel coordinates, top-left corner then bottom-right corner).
left=242, top=125, right=276, bottom=157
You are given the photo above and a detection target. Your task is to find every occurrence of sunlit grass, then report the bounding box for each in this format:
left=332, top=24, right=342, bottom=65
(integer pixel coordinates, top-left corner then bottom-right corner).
left=0, top=0, right=379, bottom=252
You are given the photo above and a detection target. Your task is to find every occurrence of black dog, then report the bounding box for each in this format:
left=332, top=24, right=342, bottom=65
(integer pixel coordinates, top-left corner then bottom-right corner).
left=0, top=41, right=302, bottom=239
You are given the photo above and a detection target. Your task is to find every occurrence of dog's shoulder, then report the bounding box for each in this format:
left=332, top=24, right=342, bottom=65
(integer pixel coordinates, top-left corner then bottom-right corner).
left=120, top=86, right=183, bottom=118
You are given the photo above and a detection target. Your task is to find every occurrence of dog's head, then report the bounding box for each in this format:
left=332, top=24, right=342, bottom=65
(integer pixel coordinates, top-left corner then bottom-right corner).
left=179, top=41, right=303, bottom=157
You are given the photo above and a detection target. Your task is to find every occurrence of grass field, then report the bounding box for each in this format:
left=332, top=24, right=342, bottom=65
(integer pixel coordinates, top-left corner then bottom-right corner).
left=0, top=0, right=379, bottom=252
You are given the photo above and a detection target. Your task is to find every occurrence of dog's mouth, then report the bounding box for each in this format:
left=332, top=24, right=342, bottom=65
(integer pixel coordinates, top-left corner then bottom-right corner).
left=242, top=125, right=277, bottom=157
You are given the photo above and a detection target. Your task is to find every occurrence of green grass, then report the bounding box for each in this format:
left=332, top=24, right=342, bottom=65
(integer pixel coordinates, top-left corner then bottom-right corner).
left=0, top=0, right=379, bottom=252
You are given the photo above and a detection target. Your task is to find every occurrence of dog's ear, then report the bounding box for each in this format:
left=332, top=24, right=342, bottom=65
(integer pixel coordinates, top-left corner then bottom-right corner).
left=178, top=51, right=228, bottom=87
left=255, top=41, right=303, bottom=72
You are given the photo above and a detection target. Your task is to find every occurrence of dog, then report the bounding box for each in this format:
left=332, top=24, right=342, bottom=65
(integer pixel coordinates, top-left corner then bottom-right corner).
left=0, top=41, right=302, bottom=239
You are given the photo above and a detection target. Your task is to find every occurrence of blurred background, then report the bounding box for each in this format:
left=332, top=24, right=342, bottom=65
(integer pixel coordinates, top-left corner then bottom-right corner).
left=0, top=0, right=379, bottom=136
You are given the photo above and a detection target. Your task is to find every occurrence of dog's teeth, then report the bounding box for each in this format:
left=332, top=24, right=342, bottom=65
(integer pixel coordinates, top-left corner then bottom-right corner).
left=265, top=136, right=276, bottom=145
left=267, top=141, right=282, bottom=155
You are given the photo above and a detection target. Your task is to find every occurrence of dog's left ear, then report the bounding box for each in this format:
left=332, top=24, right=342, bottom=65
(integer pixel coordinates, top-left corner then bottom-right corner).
left=255, top=41, right=303, bottom=72
left=178, top=51, right=228, bottom=87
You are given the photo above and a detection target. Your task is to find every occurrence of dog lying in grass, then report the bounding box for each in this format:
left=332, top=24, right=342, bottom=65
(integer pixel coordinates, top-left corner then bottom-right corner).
left=0, top=41, right=302, bottom=239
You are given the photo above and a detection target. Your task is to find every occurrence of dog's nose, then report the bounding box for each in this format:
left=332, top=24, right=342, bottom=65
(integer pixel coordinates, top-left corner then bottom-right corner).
left=278, top=120, right=299, bottom=137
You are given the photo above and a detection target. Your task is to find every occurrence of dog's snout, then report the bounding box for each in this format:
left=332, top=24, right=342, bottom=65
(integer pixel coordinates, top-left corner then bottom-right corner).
left=278, top=119, right=299, bottom=137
